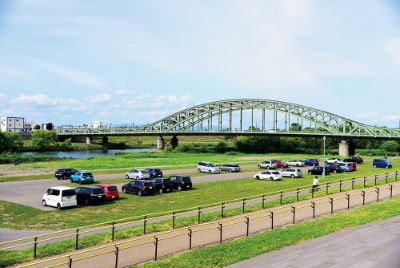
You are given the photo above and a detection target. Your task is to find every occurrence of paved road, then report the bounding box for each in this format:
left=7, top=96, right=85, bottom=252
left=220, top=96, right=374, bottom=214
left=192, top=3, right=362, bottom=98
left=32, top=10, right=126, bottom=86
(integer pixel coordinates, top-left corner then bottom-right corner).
left=229, top=215, right=400, bottom=268
left=14, top=182, right=400, bottom=268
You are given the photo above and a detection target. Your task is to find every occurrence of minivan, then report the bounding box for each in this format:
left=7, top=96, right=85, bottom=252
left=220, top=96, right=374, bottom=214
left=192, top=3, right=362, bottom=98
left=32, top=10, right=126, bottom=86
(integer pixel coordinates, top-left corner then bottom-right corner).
left=197, top=161, right=221, bottom=174
left=373, top=159, right=392, bottom=168
left=42, top=186, right=77, bottom=209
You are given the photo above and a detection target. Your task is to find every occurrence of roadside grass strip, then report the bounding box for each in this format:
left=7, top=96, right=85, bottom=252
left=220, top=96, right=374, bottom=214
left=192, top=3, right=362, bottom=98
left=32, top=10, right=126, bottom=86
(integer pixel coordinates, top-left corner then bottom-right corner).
left=139, top=196, right=400, bottom=268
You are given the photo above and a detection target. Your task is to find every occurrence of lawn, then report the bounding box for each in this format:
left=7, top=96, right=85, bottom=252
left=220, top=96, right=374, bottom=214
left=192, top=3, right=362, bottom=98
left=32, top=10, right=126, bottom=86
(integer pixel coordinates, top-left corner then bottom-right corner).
left=1, top=160, right=398, bottom=230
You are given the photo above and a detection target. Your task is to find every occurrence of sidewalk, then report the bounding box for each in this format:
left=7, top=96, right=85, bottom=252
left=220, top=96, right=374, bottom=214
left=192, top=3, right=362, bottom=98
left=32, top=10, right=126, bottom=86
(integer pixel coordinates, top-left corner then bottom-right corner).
left=16, top=181, right=400, bottom=268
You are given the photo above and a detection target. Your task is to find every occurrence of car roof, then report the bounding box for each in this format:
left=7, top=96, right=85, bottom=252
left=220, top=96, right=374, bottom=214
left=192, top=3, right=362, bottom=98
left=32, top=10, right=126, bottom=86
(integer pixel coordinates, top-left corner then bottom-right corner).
left=96, top=184, right=117, bottom=187
left=49, top=186, right=75, bottom=190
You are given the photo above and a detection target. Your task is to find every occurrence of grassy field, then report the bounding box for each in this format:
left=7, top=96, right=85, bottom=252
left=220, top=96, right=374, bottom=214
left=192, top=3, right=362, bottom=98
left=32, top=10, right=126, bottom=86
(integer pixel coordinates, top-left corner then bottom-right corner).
left=138, top=196, right=400, bottom=268
left=1, top=160, right=398, bottom=230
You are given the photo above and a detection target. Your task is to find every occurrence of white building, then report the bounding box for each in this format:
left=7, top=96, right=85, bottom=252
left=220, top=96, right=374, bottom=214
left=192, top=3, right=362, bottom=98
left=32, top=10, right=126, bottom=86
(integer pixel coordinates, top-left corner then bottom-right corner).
left=90, top=121, right=111, bottom=128
left=1, top=117, right=25, bottom=132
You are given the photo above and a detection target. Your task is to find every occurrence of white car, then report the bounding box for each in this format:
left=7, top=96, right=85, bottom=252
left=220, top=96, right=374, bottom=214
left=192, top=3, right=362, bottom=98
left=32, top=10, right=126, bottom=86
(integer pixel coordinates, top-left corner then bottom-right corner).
left=254, top=171, right=282, bottom=181
left=42, top=186, right=77, bottom=209
left=258, top=161, right=277, bottom=169
left=197, top=161, right=221, bottom=174
left=280, top=168, right=303, bottom=178
left=286, top=160, right=305, bottom=167
left=326, top=158, right=341, bottom=164
left=126, top=169, right=151, bottom=180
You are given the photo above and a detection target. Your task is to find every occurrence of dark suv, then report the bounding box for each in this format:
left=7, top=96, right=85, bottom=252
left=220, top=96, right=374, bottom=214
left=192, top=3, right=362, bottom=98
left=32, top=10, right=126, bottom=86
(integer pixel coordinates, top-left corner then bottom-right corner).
left=122, top=180, right=156, bottom=196
left=151, top=178, right=173, bottom=193
left=169, top=175, right=192, bottom=191
left=343, top=156, right=364, bottom=164
left=75, top=186, right=106, bottom=205
left=326, top=164, right=344, bottom=173
left=308, top=166, right=330, bottom=175
left=55, top=168, right=78, bottom=180
left=147, top=168, right=163, bottom=179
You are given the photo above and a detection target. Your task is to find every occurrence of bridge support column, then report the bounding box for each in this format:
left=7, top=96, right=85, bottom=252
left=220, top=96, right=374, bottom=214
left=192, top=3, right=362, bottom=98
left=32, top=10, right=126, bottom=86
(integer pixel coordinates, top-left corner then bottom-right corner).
left=339, top=140, right=355, bottom=156
left=86, top=136, right=92, bottom=145
left=157, top=136, right=165, bottom=150
left=102, top=136, right=108, bottom=148
left=170, top=135, right=179, bottom=149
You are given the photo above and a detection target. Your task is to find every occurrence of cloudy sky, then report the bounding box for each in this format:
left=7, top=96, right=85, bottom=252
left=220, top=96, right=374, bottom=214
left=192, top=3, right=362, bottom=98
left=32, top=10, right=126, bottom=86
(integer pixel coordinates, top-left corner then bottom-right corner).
left=0, top=0, right=400, bottom=127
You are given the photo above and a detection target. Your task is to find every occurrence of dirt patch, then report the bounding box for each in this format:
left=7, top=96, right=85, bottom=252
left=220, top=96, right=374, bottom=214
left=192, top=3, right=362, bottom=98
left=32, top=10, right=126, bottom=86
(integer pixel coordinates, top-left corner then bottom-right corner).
left=0, top=167, right=54, bottom=176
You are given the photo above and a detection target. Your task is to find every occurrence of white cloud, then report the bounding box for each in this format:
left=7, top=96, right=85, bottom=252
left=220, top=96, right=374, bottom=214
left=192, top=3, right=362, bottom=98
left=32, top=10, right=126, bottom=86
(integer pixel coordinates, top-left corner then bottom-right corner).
left=386, top=38, right=400, bottom=65
left=126, top=94, right=193, bottom=110
left=12, top=94, right=79, bottom=106
left=89, top=93, right=111, bottom=103
left=383, top=114, right=400, bottom=121
left=116, top=89, right=133, bottom=96
left=353, top=112, right=379, bottom=119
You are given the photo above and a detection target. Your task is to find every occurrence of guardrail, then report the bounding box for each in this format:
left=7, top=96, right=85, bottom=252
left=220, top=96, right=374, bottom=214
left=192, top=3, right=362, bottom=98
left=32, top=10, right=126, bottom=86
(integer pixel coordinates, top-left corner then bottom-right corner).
left=15, top=181, right=400, bottom=268
left=1, top=171, right=398, bottom=256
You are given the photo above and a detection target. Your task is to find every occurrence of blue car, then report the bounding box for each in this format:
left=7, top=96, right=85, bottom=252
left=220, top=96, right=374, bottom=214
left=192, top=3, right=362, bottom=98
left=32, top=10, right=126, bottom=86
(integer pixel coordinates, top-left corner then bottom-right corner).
left=70, top=171, right=95, bottom=184
left=373, top=159, right=392, bottom=168
left=304, top=159, right=319, bottom=166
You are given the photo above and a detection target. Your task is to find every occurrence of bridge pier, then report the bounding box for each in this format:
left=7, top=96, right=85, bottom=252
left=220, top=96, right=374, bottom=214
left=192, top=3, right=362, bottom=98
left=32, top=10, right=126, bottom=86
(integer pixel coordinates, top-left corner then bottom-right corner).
left=86, top=136, right=92, bottom=145
left=170, top=135, right=179, bottom=148
left=339, top=140, right=355, bottom=157
left=157, top=136, right=165, bottom=150
left=102, top=136, right=109, bottom=148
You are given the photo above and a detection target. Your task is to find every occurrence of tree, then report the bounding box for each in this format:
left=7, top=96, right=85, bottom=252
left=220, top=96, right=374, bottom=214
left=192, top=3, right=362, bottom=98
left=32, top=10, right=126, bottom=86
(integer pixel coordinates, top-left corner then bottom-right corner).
left=289, top=123, right=302, bottom=132
left=34, top=125, right=41, bottom=130
left=380, top=140, right=399, bottom=152
left=214, top=141, right=228, bottom=153
left=31, top=130, right=58, bottom=150
left=0, top=132, right=23, bottom=152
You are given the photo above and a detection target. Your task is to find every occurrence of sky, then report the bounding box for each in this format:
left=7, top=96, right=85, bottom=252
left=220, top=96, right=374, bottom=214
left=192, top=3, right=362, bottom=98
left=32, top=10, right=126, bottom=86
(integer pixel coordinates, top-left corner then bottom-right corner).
left=0, top=0, right=400, bottom=127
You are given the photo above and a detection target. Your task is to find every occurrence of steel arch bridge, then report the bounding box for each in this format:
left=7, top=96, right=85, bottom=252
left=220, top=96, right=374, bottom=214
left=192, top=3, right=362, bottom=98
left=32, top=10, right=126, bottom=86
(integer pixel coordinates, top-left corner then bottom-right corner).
left=56, top=99, right=400, bottom=139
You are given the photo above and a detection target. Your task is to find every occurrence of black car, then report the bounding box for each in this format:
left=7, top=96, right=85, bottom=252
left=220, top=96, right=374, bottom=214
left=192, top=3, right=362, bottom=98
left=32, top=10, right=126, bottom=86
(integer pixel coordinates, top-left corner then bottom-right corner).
left=343, top=156, right=364, bottom=164
left=55, top=168, right=78, bottom=180
left=308, top=166, right=330, bottom=175
left=147, top=168, right=163, bottom=179
left=152, top=178, right=173, bottom=193
left=122, top=180, right=156, bottom=196
left=169, top=175, right=192, bottom=191
left=326, top=164, right=344, bottom=173
left=75, top=186, right=106, bottom=205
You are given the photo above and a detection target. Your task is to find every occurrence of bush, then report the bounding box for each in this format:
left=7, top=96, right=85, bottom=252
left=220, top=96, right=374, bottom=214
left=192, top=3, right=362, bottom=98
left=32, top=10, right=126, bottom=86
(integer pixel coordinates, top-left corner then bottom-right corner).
left=0, top=132, right=23, bottom=152
left=214, top=141, right=228, bottom=153
left=380, top=140, right=399, bottom=152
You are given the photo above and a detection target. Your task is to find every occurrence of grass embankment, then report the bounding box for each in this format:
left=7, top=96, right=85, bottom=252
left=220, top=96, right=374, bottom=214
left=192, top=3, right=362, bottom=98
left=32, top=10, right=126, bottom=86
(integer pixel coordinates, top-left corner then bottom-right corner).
left=1, top=160, right=398, bottom=230
left=139, top=196, right=400, bottom=268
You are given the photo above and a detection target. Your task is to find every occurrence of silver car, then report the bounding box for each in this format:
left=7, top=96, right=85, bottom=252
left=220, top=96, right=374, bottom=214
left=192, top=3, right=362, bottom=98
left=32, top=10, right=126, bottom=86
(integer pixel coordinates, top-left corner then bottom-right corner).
left=280, top=168, right=303, bottom=178
left=125, top=169, right=151, bottom=180
left=220, top=163, right=241, bottom=172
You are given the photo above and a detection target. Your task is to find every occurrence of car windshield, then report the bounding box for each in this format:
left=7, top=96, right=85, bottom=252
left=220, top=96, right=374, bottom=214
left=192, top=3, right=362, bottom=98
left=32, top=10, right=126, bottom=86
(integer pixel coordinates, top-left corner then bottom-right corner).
left=180, top=177, right=191, bottom=182
left=272, top=172, right=280, bottom=175
left=139, top=170, right=149, bottom=173
left=62, top=190, right=76, bottom=196
left=226, top=164, right=238, bottom=167
left=82, top=172, right=92, bottom=177
left=107, top=186, right=118, bottom=191
left=143, top=182, right=153, bottom=186
left=92, top=189, right=103, bottom=194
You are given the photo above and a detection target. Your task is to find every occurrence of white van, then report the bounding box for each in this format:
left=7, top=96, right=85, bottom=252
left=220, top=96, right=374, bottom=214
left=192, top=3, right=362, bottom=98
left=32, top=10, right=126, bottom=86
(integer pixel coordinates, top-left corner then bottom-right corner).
left=42, top=186, right=77, bottom=209
left=197, top=161, right=221, bottom=174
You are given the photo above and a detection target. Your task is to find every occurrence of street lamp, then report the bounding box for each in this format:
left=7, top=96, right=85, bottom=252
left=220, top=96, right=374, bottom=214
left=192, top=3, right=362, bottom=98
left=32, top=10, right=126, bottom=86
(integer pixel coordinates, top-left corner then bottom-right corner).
left=322, top=136, right=326, bottom=179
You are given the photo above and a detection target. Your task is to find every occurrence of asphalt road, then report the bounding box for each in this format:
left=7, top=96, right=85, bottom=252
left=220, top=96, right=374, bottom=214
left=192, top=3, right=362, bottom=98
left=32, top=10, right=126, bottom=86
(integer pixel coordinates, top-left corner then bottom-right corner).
left=229, top=215, right=400, bottom=268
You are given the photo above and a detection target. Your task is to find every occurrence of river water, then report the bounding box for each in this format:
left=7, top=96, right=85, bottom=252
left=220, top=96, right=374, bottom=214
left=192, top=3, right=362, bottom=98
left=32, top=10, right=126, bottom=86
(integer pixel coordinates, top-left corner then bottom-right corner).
left=19, top=148, right=156, bottom=159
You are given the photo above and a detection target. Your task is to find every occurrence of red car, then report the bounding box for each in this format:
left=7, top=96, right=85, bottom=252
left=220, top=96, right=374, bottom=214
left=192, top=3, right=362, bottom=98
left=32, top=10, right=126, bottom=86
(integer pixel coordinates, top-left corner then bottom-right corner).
left=96, top=184, right=119, bottom=200
left=273, top=160, right=289, bottom=168
left=346, top=162, right=357, bottom=171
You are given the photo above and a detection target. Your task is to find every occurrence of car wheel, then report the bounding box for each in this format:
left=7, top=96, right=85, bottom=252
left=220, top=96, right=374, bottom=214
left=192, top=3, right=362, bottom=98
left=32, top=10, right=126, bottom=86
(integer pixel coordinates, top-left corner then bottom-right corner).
left=79, top=180, right=83, bottom=184
left=290, top=174, right=295, bottom=178
left=42, top=200, right=46, bottom=207
left=57, top=203, right=61, bottom=210
left=63, top=175, right=67, bottom=180
left=122, top=187, right=126, bottom=193
left=270, top=177, right=274, bottom=180
left=84, top=198, right=90, bottom=206
left=138, top=190, right=143, bottom=196
left=208, top=169, right=212, bottom=173
left=258, top=165, right=261, bottom=169
left=197, top=168, right=201, bottom=172
left=125, top=174, right=129, bottom=179
left=255, top=176, right=260, bottom=180
left=136, top=176, right=139, bottom=180
left=70, top=179, right=73, bottom=183
left=296, top=164, right=299, bottom=167
left=177, top=186, right=182, bottom=191
left=373, top=165, right=376, bottom=168
left=159, top=189, right=163, bottom=194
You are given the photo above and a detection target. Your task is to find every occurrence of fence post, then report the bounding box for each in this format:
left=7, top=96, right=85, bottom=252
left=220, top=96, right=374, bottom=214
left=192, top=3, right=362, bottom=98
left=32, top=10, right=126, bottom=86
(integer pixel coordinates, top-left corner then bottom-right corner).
left=33, top=236, right=38, bottom=259
left=339, top=180, right=343, bottom=192
left=361, top=190, right=365, bottom=205
left=346, top=194, right=350, bottom=209
left=280, top=191, right=284, bottom=205
left=329, top=197, right=334, bottom=214
left=363, top=177, right=367, bottom=188
left=296, top=188, right=300, bottom=201
left=291, top=206, right=296, bottom=224
left=68, top=256, right=72, bottom=268
left=154, top=236, right=159, bottom=261
left=311, top=201, right=316, bottom=219
left=245, top=217, right=250, bottom=236
left=311, top=187, right=315, bottom=198
left=114, top=246, right=119, bottom=268
left=75, top=228, right=79, bottom=250
left=197, top=207, right=201, bottom=224
left=144, top=215, right=147, bottom=234
left=172, top=211, right=176, bottom=229
left=326, top=183, right=329, bottom=195
left=188, top=228, right=192, bottom=250
left=396, top=171, right=398, bottom=181
left=374, top=175, right=378, bottom=186
left=352, top=178, right=355, bottom=190
left=262, top=195, right=266, bottom=209
left=390, top=184, right=393, bottom=198
left=218, top=223, right=223, bottom=243
left=242, top=198, right=246, bottom=213
left=112, top=222, right=115, bottom=241
left=269, top=211, right=274, bottom=230
left=385, top=173, right=388, bottom=184
left=375, top=187, right=380, bottom=202
left=221, top=202, right=225, bottom=218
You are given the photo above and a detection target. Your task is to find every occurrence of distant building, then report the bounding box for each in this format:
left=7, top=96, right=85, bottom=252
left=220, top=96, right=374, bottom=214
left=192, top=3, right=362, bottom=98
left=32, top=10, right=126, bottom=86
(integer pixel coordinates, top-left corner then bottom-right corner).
left=1, top=116, right=25, bottom=132
left=90, top=121, right=111, bottom=128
